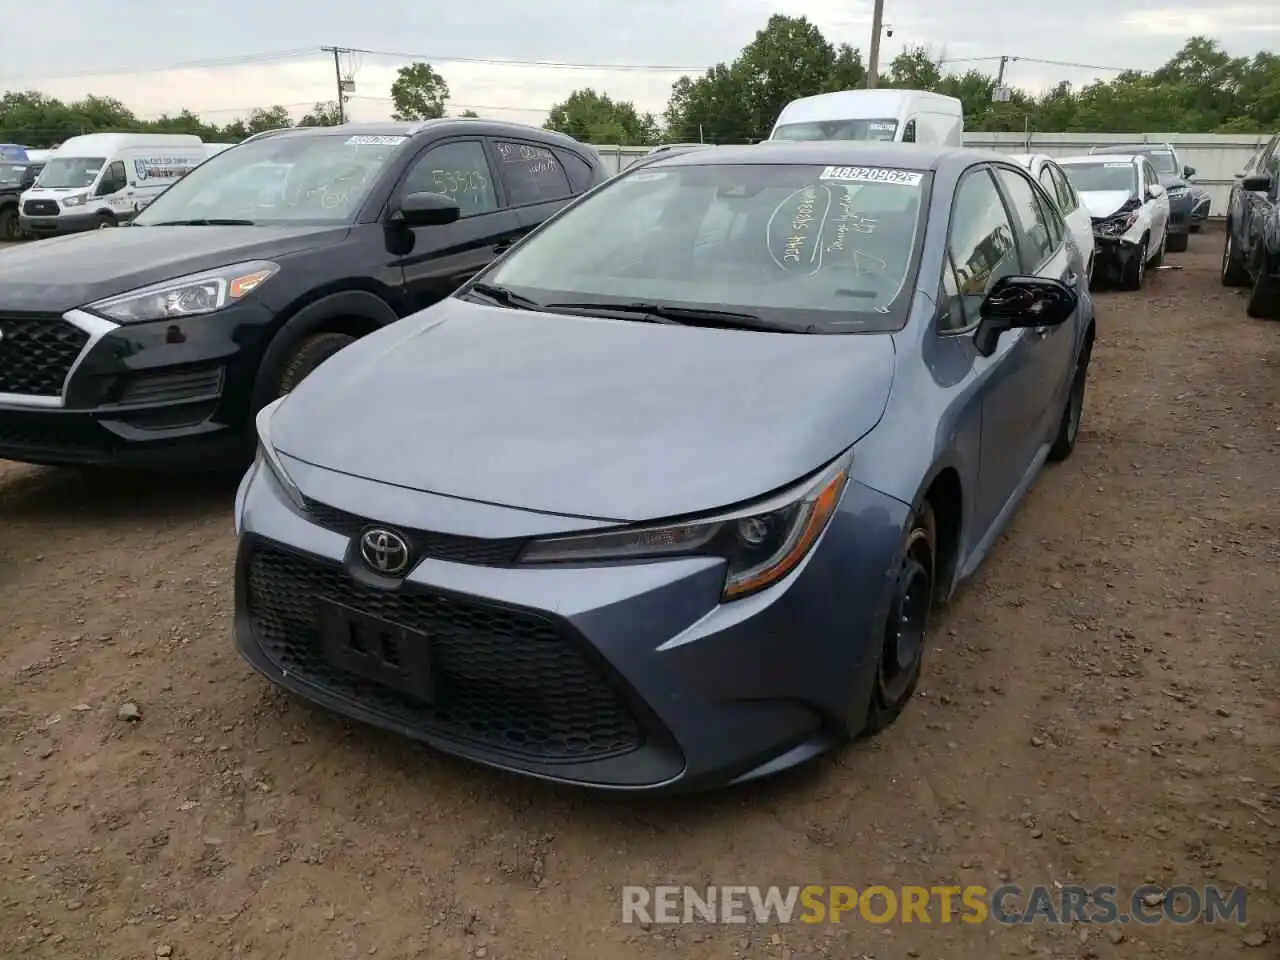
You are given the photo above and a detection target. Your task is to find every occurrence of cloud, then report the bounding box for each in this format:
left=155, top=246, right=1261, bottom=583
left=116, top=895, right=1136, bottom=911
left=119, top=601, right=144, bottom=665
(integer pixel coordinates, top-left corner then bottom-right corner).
left=0, top=0, right=1276, bottom=127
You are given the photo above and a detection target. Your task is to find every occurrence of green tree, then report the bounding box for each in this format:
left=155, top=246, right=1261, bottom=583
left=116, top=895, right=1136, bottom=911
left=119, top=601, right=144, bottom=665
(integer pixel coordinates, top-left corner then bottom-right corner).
left=390, top=62, right=450, bottom=121
left=298, top=101, right=344, bottom=126
left=545, top=88, right=658, bottom=144
left=243, top=105, right=294, bottom=135
left=458, top=109, right=479, bottom=118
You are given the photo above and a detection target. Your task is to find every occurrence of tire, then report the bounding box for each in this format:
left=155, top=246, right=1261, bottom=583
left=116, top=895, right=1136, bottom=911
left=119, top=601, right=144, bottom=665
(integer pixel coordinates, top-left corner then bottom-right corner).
left=1221, top=227, right=1250, bottom=287
left=862, top=503, right=935, bottom=737
left=1048, top=337, right=1092, bottom=462
left=1166, top=231, right=1189, bottom=253
left=1120, top=238, right=1147, bottom=291
left=1245, top=252, right=1280, bottom=320
left=1190, top=223, right=1202, bottom=234
left=273, top=332, right=357, bottom=397
left=1086, top=253, right=1096, bottom=290
left=0, top=205, right=18, bottom=242
left=94, top=213, right=115, bottom=230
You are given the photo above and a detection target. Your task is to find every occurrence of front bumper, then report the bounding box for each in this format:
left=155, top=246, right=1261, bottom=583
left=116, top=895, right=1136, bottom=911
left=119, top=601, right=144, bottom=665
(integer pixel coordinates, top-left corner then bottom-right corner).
left=18, top=210, right=115, bottom=236
left=1166, top=194, right=1193, bottom=234
left=1189, top=194, right=1210, bottom=223
left=232, top=458, right=911, bottom=793
left=1090, top=233, right=1143, bottom=282
left=0, top=300, right=278, bottom=468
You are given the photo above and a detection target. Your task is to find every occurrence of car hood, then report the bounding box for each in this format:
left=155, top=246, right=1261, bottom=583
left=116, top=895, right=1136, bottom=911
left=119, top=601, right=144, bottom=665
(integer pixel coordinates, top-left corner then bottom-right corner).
left=272, top=298, right=898, bottom=523
left=1080, top=190, right=1134, bottom=219
left=0, top=224, right=345, bottom=314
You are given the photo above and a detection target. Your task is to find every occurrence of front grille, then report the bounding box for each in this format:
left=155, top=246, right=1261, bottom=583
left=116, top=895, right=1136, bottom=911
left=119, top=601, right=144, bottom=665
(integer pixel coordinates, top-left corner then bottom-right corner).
left=0, top=314, right=89, bottom=397
left=244, top=542, right=643, bottom=762
left=22, top=199, right=58, bottom=216
left=301, top=496, right=526, bottom=566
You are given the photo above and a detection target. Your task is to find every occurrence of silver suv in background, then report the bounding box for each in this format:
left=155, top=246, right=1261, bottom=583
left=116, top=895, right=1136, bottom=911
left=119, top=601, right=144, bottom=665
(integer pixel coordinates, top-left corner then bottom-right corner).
left=1089, top=142, right=1196, bottom=252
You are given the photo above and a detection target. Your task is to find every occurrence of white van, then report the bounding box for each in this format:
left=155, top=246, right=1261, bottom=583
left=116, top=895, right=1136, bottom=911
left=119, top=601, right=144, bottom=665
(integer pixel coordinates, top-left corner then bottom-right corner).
left=769, top=89, right=963, bottom=147
left=19, top=133, right=205, bottom=237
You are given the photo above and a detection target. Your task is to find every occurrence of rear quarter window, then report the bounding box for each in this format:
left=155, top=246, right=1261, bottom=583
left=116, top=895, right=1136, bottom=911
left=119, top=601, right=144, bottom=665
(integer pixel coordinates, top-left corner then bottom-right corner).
left=556, top=149, right=601, bottom=193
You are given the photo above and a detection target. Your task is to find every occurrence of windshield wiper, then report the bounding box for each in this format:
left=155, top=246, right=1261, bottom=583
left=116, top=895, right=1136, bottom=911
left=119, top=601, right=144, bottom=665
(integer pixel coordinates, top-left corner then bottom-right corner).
left=148, top=218, right=256, bottom=226
left=544, top=301, right=802, bottom=333
left=466, top=282, right=544, bottom=311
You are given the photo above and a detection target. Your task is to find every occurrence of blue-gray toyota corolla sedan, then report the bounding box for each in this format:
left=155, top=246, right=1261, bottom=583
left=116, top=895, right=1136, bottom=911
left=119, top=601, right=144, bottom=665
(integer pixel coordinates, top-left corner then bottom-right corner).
left=233, top=142, right=1096, bottom=793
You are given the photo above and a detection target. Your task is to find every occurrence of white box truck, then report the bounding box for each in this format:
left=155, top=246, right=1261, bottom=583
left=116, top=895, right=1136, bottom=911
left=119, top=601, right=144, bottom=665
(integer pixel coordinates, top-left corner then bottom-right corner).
left=19, top=132, right=206, bottom=237
left=769, top=89, right=963, bottom=147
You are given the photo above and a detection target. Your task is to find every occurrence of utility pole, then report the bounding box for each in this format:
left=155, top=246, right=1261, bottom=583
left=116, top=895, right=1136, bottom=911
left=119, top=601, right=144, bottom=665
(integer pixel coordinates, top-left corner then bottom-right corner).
left=866, top=0, right=885, bottom=88
left=996, top=55, right=1008, bottom=87
left=321, top=46, right=349, bottom=123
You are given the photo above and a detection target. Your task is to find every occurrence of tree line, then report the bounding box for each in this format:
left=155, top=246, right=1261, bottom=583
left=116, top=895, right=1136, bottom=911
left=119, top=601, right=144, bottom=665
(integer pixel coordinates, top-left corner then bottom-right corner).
left=2, top=17, right=1276, bottom=150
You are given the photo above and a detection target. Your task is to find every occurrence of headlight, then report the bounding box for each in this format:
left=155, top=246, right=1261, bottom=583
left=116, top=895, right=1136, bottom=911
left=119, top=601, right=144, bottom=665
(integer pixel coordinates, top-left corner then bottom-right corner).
left=1094, top=211, right=1137, bottom=237
left=86, top=260, right=279, bottom=323
left=62, top=193, right=87, bottom=207
left=254, top=396, right=305, bottom=511
left=519, top=452, right=852, bottom=601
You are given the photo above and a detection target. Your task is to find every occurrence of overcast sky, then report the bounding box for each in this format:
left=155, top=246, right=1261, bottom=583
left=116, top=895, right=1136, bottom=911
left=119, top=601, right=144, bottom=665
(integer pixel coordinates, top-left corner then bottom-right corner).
left=0, top=0, right=1276, bottom=127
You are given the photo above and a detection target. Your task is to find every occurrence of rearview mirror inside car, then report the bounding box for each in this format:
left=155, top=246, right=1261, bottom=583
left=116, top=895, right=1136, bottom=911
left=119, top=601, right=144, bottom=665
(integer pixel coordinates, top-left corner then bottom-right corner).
left=392, top=191, right=461, bottom=227
left=1241, top=173, right=1273, bottom=193
left=973, top=276, right=1078, bottom=358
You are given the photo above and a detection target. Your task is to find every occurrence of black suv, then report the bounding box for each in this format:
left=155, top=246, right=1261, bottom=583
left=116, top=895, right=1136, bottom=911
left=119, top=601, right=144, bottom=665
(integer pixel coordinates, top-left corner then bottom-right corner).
left=1222, top=132, right=1280, bottom=319
left=1089, top=143, right=1196, bottom=252
left=0, top=120, right=607, bottom=468
left=0, top=159, right=42, bottom=241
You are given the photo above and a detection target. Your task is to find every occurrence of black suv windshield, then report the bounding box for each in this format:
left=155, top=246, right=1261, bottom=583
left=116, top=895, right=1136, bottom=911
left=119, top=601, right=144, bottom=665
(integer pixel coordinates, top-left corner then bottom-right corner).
left=0, top=162, right=30, bottom=185
left=481, top=161, right=930, bottom=333
left=134, top=132, right=410, bottom=226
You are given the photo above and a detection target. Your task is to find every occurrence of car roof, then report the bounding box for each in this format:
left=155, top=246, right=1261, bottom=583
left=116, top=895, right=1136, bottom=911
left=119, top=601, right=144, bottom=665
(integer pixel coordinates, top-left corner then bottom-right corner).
left=1059, top=153, right=1138, bottom=165
left=651, top=141, right=1008, bottom=172
left=243, top=119, right=590, bottom=151
left=1091, top=143, right=1170, bottom=154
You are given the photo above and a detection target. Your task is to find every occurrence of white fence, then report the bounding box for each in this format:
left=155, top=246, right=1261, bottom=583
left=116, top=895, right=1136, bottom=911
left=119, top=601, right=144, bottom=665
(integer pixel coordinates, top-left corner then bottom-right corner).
left=590, top=132, right=1268, bottom=216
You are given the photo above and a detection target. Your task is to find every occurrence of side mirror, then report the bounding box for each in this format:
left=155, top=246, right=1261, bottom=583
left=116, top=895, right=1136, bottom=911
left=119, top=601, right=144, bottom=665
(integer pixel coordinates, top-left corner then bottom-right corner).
left=1183, top=165, right=1196, bottom=178
left=391, top=191, right=460, bottom=227
left=1241, top=173, right=1272, bottom=193
left=1146, top=183, right=1165, bottom=199
left=973, top=276, right=1078, bottom=358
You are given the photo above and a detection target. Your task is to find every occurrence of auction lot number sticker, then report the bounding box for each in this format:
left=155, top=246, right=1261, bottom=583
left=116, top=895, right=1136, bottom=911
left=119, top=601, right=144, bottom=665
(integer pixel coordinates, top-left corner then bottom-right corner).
left=819, top=165, right=923, bottom=187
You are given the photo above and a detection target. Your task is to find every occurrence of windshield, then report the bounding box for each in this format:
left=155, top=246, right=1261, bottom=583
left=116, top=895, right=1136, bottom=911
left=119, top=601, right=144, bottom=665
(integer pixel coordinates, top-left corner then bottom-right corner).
left=479, top=161, right=930, bottom=333
left=1142, top=150, right=1177, bottom=175
left=134, top=132, right=409, bottom=225
left=37, top=157, right=105, bottom=188
left=1061, top=162, right=1137, bottom=196
left=771, top=119, right=899, bottom=142
left=0, top=162, right=29, bottom=185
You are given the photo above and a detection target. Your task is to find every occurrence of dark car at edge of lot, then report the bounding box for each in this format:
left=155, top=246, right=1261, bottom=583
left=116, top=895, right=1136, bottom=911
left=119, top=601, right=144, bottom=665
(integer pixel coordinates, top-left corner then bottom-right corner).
left=1221, top=130, right=1280, bottom=319
left=232, top=141, right=1095, bottom=793
left=1090, top=142, right=1196, bottom=252
left=0, top=159, right=42, bottom=241
left=0, top=120, right=607, bottom=469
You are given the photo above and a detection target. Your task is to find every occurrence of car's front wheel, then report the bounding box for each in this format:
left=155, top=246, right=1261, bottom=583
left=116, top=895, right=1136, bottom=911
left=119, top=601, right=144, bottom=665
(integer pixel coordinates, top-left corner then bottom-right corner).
left=1120, top=238, right=1148, bottom=290
left=1222, top=227, right=1251, bottom=287
left=0, top=206, right=19, bottom=242
left=862, top=503, right=935, bottom=736
left=1049, top=337, right=1092, bottom=462
left=273, top=332, right=357, bottom=398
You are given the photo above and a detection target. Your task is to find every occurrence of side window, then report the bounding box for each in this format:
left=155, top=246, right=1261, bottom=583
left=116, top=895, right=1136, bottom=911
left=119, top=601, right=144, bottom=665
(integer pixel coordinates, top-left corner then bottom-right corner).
left=493, top=140, right=573, bottom=207
left=1032, top=181, right=1065, bottom=246
left=1048, top=164, right=1077, bottom=214
left=941, top=168, right=1020, bottom=333
left=901, top=120, right=917, bottom=143
left=1037, top=167, right=1059, bottom=207
left=556, top=149, right=597, bottom=193
left=995, top=168, right=1055, bottom=269
left=401, top=141, right=497, bottom=217
left=1144, top=162, right=1158, bottom=191
left=98, top=160, right=127, bottom=195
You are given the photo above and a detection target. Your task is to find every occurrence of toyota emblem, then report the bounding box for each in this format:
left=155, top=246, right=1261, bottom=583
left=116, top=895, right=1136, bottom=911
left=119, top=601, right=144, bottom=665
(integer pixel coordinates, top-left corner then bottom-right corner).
left=359, top=527, right=412, bottom=576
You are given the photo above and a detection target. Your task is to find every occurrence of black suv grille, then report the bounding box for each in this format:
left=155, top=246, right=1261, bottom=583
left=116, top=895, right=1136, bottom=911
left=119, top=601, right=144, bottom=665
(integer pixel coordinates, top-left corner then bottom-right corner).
left=301, top=496, right=526, bottom=566
left=0, top=314, right=89, bottom=397
left=22, top=199, right=58, bottom=216
left=244, top=542, right=643, bottom=762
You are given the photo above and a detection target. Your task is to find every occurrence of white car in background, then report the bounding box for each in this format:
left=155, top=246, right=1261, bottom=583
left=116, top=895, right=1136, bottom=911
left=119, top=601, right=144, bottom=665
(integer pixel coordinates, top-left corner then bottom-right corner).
left=1007, top=153, right=1096, bottom=286
left=1057, top=153, right=1170, bottom=290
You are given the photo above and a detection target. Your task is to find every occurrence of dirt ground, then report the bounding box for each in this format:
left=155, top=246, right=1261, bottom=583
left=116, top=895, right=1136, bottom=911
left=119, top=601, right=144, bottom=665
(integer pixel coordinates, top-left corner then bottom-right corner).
left=1, top=228, right=1278, bottom=960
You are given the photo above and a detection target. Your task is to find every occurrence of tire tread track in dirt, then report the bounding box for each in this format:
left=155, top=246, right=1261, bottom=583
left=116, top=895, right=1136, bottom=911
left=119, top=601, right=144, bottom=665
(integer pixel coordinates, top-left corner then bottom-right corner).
left=1, top=229, right=1277, bottom=959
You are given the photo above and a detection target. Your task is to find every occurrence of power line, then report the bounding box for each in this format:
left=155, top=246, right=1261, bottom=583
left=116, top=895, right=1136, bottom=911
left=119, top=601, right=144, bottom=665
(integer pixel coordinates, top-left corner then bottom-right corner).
left=332, top=46, right=708, bottom=72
